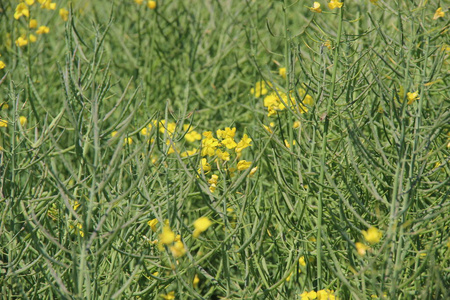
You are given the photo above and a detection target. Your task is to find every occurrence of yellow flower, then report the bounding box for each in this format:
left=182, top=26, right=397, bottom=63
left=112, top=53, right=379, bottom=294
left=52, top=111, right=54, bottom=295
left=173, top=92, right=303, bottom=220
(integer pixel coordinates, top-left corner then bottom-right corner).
left=237, top=160, right=252, bottom=171
left=124, top=137, right=133, bottom=145
left=250, top=81, right=270, bottom=98
left=165, top=140, right=176, bottom=154
left=201, top=132, right=220, bottom=156
left=26, top=0, right=35, bottom=5
left=293, top=121, right=301, bottom=129
left=134, top=0, right=144, bottom=4
left=147, top=218, right=158, bottom=232
left=14, top=3, right=29, bottom=20
left=0, top=119, right=8, bottom=127
left=235, top=134, right=252, bottom=153
left=249, top=166, right=258, bottom=176
left=72, top=201, right=80, bottom=210
left=263, top=93, right=283, bottom=116
left=279, top=67, right=287, bottom=79
left=300, top=290, right=317, bottom=299
left=285, top=271, right=293, bottom=282
left=60, top=8, right=69, bottom=21
left=433, top=8, right=445, bottom=20
left=159, top=225, right=175, bottom=245
left=217, top=127, right=236, bottom=139
left=0, top=61, right=5, bottom=69
left=198, top=158, right=211, bottom=174
left=181, top=148, right=197, bottom=157
left=28, top=34, right=37, bottom=43
left=193, top=217, right=212, bottom=238
left=317, top=289, right=336, bottom=300
left=299, top=256, right=306, bottom=266
left=39, top=0, right=56, bottom=10
left=323, top=40, right=332, bottom=50
left=184, top=130, right=201, bottom=143
left=174, top=234, right=181, bottom=242
left=29, top=19, right=38, bottom=29
left=159, top=121, right=176, bottom=135
left=216, top=149, right=230, bottom=161
left=328, top=0, right=343, bottom=9
left=310, top=2, right=322, bottom=13
left=160, top=291, right=175, bottom=300
left=221, top=137, right=237, bottom=149
left=284, top=139, right=296, bottom=148
left=208, top=175, right=218, bottom=192
left=208, top=174, right=219, bottom=185
left=16, top=36, right=28, bottom=47
left=193, top=274, right=200, bottom=288
left=362, top=226, right=382, bottom=244
left=355, top=242, right=369, bottom=256
left=263, top=124, right=273, bottom=133
left=36, top=26, right=50, bottom=34
left=19, top=116, right=27, bottom=126
left=406, top=91, right=419, bottom=105
left=147, top=1, right=157, bottom=9
left=169, top=240, right=186, bottom=257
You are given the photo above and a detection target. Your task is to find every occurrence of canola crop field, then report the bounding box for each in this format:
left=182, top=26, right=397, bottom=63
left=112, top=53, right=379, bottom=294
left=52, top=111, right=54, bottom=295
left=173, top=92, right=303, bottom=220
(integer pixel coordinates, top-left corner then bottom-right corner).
left=0, top=1, right=449, bottom=299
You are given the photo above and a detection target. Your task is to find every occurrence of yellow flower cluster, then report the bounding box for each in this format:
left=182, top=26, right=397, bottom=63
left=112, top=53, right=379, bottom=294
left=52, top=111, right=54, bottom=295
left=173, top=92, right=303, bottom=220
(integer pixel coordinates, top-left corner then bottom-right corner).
left=146, top=217, right=213, bottom=258
left=250, top=81, right=271, bottom=98
left=189, top=127, right=255, bottom=192
left=69, top=222, right=84, bottom=237
left=301, top=289, right=338, bottom=300
left=262, top=88, right=314, bottom=117
left=308, top=1, right=343, bottom=13
left=328, top=0, right=343, bottom=10
left=200, top=127, right=252, bottom=158
left=134, top=0, right=157, bottom=10
left=158, top=223, right=186, bottom=258
left=12, top=1, right=69, bottom=48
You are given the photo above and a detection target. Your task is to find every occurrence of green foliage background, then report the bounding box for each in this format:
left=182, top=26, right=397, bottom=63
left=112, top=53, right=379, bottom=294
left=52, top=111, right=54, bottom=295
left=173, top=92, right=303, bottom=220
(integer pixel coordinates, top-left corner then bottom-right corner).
left=0, top=0, right=449, bottom=299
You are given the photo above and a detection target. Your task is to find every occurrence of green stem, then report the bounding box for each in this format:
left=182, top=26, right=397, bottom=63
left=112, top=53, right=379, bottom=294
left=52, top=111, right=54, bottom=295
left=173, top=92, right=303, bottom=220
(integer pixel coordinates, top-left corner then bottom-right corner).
left=317, top=3, right=344, bottom=290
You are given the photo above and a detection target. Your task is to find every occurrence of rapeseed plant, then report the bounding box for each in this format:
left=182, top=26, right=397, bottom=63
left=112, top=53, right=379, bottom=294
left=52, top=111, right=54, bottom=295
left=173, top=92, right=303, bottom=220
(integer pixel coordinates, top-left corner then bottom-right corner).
left=1, top=0, right=448, bottom=298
